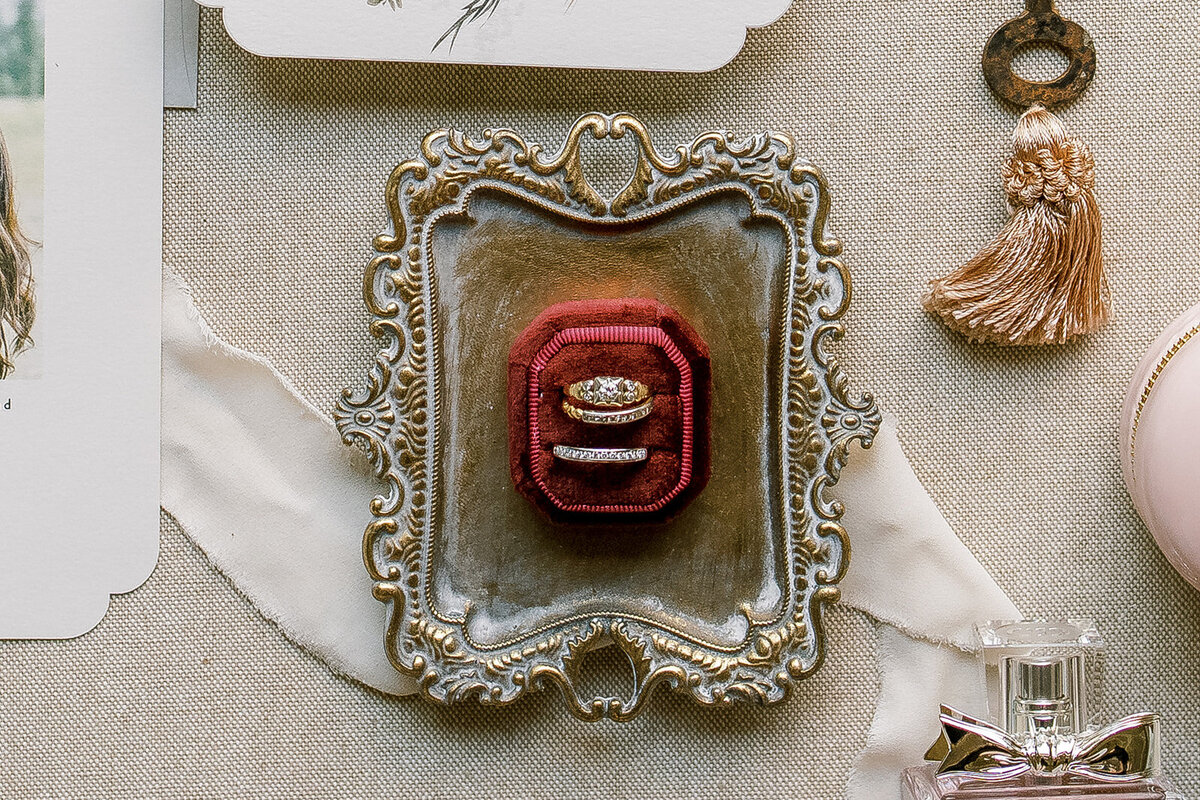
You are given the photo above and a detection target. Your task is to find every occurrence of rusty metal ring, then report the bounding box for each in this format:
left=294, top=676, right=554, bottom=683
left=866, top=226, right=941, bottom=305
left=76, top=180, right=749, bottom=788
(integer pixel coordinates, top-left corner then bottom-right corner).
left=983, top=0, right=1096, bottom=109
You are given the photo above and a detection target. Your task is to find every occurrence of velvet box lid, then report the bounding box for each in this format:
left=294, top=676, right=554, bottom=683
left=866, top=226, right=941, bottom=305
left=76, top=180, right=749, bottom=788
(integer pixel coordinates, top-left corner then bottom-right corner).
left=1120, top=300, right=1200, bottom=592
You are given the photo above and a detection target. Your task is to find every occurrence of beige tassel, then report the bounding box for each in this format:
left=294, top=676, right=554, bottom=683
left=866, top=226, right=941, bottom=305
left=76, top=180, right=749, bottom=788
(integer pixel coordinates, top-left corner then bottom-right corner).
left=924, top=106, right=1108, bottom=345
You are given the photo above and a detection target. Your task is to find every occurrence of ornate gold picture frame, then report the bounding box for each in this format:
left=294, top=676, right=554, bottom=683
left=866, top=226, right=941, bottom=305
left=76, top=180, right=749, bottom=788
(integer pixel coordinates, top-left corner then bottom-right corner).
left=337, top=113, right=879, bottom=720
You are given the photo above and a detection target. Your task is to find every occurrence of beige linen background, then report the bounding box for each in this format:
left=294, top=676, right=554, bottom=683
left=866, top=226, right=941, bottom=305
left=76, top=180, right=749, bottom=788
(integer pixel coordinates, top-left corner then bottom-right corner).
left=4, top=2, right=1200, bottom=797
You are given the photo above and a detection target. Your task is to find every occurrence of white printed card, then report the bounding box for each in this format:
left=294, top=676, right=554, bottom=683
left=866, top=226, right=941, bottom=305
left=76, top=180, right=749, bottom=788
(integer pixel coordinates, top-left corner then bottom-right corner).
left=198, top=0, right=793, bottom=71
left=0, top=0, right=161, bottom=638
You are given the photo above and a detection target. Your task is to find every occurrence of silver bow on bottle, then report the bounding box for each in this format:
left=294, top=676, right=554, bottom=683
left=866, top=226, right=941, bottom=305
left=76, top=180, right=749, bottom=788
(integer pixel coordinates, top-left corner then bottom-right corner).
left=925, top=705, right=1161, bottom=781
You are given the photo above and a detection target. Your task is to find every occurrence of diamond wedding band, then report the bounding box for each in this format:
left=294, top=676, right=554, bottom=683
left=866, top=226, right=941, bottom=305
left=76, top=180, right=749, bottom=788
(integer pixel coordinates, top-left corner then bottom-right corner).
left=562, top=397, right=653, bottom=425
left=552, top=445, right=649, bottom=464
left=565, top=376, right=650, bottom=408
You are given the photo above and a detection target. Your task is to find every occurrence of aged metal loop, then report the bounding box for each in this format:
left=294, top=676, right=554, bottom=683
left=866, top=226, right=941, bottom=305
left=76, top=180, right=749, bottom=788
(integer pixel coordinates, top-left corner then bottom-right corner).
left=983, top=0, right=1097, bottom=109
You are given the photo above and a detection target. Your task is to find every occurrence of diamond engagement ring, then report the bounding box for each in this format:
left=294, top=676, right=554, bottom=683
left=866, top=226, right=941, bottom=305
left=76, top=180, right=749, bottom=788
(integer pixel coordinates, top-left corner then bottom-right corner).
left=562, top=397, right=653, bottom=425
left=552, top=445, right=649, bottom=464
left=564, top=376, right=650, bottom=407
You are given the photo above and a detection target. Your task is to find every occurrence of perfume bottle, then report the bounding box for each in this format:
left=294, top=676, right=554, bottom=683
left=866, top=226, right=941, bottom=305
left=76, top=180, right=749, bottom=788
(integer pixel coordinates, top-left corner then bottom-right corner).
left=901, top=620, right=1185, bottom=800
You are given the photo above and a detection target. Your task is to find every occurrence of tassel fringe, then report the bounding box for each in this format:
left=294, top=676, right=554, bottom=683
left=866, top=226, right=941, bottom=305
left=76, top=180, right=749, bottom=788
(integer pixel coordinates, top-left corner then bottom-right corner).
left=924, top=106, right=1109, bottom=346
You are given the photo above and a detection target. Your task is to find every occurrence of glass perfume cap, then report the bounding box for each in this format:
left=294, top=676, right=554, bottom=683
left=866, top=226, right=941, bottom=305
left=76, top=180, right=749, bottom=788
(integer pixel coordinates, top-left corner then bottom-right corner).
left=1005, top=654, right=1084, bottom=735
left=977, top=619, right=1106, bottom=734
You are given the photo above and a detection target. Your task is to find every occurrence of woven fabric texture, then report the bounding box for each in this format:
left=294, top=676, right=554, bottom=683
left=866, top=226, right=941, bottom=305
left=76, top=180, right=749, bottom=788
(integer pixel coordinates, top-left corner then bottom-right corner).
left=5, top=2, right=1200, bottom=796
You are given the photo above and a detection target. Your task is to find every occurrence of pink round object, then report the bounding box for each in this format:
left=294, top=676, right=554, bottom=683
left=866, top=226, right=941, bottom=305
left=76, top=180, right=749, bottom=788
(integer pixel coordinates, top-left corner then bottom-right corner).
left=1120, top=301, right=1200, bottom=592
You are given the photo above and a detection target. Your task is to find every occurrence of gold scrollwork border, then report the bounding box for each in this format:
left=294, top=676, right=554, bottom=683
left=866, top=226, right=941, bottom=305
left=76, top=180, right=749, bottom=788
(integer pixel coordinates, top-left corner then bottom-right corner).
left=335, top=113, right=880, bottom=721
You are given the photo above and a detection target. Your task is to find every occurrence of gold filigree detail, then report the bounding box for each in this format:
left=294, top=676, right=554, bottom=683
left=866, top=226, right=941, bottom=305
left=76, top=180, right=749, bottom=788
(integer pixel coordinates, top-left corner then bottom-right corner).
left=1130, top=322, right=1200, bottom=468
left=336, top=113, right=879, bottom=720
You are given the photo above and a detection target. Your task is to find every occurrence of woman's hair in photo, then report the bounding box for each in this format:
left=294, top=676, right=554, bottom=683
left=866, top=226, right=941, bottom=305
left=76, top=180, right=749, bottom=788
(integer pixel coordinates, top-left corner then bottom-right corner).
left=0, top=126, right=34, bottom=379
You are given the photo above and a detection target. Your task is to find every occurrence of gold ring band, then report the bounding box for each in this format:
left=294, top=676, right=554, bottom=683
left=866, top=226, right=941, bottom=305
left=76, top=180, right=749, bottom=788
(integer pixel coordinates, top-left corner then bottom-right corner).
left=564, top=376, right=650, bottom=408
left=552, top=445, right=649, bottom=464
left=562, top=397, right=654, bottom=425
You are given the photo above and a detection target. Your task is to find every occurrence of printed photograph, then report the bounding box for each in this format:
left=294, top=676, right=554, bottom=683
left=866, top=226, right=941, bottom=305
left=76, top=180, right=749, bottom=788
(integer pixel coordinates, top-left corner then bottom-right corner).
left=0, top=0, right=41, bottom=380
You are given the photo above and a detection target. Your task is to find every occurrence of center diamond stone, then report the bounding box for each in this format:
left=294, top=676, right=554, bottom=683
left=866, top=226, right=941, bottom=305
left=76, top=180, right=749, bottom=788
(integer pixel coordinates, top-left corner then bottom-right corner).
left=596, top=377, right=622, bottom=404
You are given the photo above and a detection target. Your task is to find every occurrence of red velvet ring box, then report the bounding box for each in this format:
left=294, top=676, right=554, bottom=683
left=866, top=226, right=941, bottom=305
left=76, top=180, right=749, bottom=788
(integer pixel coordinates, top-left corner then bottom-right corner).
left=508, top=299, right=712, bottom=522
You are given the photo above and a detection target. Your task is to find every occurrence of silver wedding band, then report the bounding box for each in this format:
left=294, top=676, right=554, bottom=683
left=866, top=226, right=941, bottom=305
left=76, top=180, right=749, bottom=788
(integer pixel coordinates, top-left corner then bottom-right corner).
left=552, top=445, right=649, bottom=464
